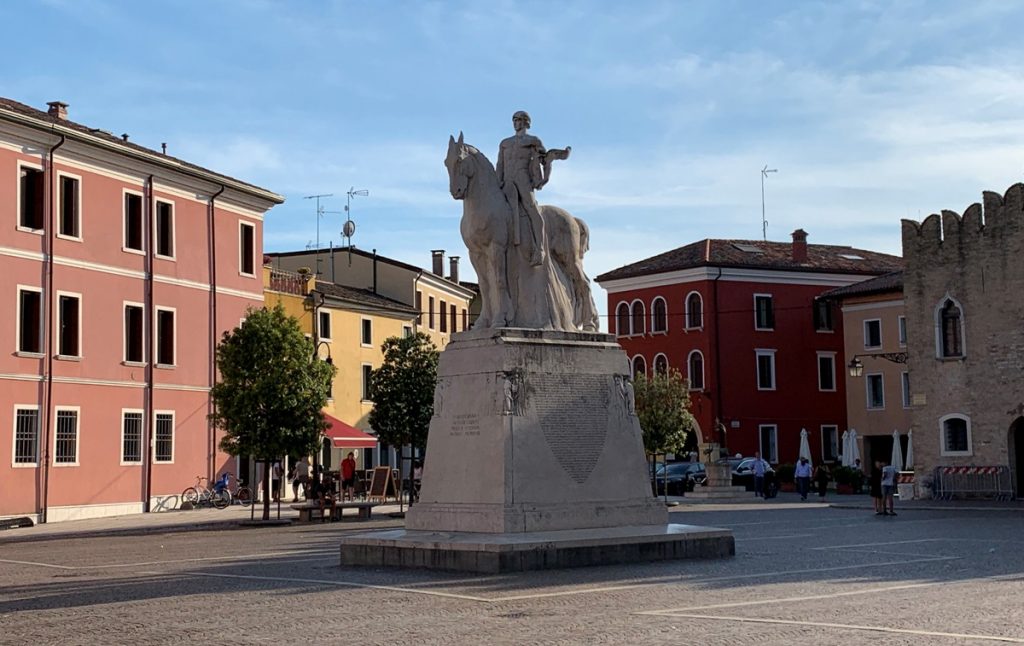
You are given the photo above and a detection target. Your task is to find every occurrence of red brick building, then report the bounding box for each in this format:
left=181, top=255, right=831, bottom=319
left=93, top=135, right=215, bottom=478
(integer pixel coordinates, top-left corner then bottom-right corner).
left=595, top=230, right=901, bottom=464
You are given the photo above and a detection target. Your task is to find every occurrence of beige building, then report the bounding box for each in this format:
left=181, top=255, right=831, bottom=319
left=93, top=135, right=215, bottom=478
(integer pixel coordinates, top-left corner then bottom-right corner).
left=822, top=271, right=910, bottom=470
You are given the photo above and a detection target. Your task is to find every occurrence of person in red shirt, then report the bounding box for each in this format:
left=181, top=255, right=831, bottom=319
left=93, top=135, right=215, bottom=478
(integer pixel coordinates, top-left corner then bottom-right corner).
left=341, top=452, right=357, bottom=501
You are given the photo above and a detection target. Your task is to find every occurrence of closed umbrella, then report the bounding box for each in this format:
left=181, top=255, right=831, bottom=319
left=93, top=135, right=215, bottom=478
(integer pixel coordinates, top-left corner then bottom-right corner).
left=849, top=429, right=861, bottom=468
left=799, top=428, right=813, bottom=466
left=904, top=429, right=914, bottom=471
left=891, top=429, right=904, bottom=471
left=841, top=430, right=850, bottom=467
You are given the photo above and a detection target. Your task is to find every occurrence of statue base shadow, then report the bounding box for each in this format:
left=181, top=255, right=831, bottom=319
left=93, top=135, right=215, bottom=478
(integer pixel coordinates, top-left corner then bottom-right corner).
left=339, top=328, right=734, bottom=572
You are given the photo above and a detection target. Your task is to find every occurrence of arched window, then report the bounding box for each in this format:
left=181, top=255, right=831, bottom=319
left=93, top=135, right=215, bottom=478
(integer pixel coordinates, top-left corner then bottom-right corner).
left=651, top=297, right=667, bottom=333
left=685, top=292, right=703, bottom=329
left=653, top=353, right=668, bottom=374
left=939, top=414, right=972, bottom=456
left=630, top=300, right=646, bottom=336
left=937, top=298, right=964, bottom=358
left=688, top=350, right=705, bottom=390
left=615, top=302, right=630, bottom=337
left=632, top=355, right=647, bottom=377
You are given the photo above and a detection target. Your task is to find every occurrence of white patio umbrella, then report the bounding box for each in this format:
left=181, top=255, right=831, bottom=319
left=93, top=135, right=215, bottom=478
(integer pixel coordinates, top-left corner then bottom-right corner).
left=849, top=429, right=861, bottom=468
left=904, top=429, right=914, bottom=471
left=798, top=428, right=813, bottom=465
left=840, top=430, right=850, bottom=467
left=891, top=429, right=904, bottom=471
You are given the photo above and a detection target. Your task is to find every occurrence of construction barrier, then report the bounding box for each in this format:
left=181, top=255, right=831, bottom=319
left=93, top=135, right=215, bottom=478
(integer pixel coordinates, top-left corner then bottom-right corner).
left=931, top=465, right=1013, bottom=501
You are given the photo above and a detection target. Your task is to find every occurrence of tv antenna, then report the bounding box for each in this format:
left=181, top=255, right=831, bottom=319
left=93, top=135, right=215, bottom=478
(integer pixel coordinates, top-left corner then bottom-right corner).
left=303, top=193, right=333, bottom=275
left=343, top=187, right=369, bottom=264
left=760, top=165, right=777, bottom=241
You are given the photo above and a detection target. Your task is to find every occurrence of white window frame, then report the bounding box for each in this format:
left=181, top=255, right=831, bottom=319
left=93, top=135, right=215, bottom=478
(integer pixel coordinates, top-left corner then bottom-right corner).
left=631, top=354, right=647, bottom=377
left=934, top=294, right=967, bottom=359
left=16, top=284, right=44, bottom=356
left=863, top=318, right=882, bottom=350
left=615, top=301, right=630, bottom=337
left=55, top=290, right=82, bottom=359
left=630, top=299, right=646, bottom=336
left=755, top=349, right=776, bottom=391
left=123, top=301, right=146, bottom=365
left=898, top=315, right=907, bottom=348
left=361, top=318, right=373, bottom=347
left=865, top=373, right=885, bottom=409
left=687, top=350, right=704, bottom=391
left=817, top=351, right=836, bottom=392
left=428, top=296, right=435, bottom=330
left=122, top=188, right=145, bottom=254
left=16, top=160, right=45, bottom=234
left=901, top=371, right=911, bottom=409
left=153, top=410, right=175, bottom=464
left=318, top=310, right=332, bottom=342
left=684, top=291, right=703, bottom=330
left=650, top=296, right=668, bottom=334
left=402, top=325, right=413, bottom=338
left=821, top=424, right=839, bottom=462
left=939, top=413, right=973, bottom=457
left=361, top=363, right=374, bottom=402
left=652, top=352, right=669, bottom=374
left=758, top=424, right=779, bottom=463
left=155, top=306, right=177, bottom=368
left=55, top=171, right=83, bottom=242
left=12, top=404, right=41, bottom=467
left=53, top=405, right=80, bottom=467
left=753, top=293, right=774, bottom=331
left=120, top=408, right=144, bottom=465
left=154, top=198, right=176, bottom=260
left=238, top=220, right=256, bottom=277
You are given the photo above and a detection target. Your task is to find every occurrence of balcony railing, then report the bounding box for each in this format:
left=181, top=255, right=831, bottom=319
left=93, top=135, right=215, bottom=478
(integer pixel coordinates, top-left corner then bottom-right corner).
left=268, top=268, right=310, bottom=296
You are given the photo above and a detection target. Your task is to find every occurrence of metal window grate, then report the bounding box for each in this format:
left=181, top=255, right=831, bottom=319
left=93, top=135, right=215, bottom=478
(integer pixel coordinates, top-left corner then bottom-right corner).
left=155, top=414, right=173, bottom=462
left=55, top=410, right=78, bottom=463
left=14, top=408, right=39, bottom=463
left=122, top=412, right=142, bottom=462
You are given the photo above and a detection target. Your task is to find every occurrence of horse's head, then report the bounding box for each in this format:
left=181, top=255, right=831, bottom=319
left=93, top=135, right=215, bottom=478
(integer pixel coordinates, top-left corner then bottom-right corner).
left=445, top=132, right=473, bottom=200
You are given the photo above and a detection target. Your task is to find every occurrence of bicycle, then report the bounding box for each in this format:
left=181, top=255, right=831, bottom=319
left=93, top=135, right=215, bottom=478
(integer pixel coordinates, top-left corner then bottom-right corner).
left=181, top=475, right=231, bottom=509
left=226, top=473, right=253, bottom=507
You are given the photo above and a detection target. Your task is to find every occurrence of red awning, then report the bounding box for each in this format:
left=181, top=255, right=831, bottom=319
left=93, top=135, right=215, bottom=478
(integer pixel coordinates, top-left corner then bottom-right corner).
left=323, top=413, right=378, bottom=449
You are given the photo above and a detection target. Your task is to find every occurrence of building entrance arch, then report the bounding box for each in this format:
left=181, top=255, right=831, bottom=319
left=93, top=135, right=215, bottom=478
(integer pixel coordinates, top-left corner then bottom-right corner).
left=1010, top=417, right=1024, bottom=499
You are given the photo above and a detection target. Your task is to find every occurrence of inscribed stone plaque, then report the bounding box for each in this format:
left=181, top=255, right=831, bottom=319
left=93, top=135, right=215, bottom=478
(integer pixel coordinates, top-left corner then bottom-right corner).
left=531, top=374, right=610, bottom=484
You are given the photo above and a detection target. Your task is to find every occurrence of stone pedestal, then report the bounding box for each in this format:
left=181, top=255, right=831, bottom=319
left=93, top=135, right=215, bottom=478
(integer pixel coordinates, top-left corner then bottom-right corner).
left=686, top=462, right=753, bottom=501
left=340, top=328, right=734, bottom=571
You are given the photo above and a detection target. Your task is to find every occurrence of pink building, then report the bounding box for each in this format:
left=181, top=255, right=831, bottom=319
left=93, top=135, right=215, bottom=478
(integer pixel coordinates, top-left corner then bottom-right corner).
left=0, top=98, right=283, bottom=523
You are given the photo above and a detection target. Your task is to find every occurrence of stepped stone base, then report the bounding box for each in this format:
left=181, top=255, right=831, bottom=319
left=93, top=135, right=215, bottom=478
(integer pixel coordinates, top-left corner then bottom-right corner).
left=686, top=486, right=755, bottom=500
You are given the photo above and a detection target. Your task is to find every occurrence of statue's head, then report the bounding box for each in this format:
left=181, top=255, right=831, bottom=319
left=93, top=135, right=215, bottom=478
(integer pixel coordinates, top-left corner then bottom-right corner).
left=512, top=110, right=531, bottom=129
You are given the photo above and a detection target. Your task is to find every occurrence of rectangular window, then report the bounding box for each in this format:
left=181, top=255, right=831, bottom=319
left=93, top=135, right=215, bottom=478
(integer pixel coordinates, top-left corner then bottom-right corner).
left=817, top=353, right=836, bottom=391
left=155, top=201, right=174, bottom=258
left=18, top=287, right=42, bottom=354
left=58, top=175, right=80, bottom=238
left=239, top=222, right=255, bottom=275
left=439, top=299, right=447, bottom=332
left=462, top=308, right=468, bottom=330
left=758, top=424, right=778, bottom=463
left=403, top=325, right=413, bottom=338
left=866, top=373, right=884, bottom=409
left=428, top=296, right=435, bottom=329
left=864, top=319, right=882, bottom=349
left=13, top=407, right=40, bottom=464
left=54, top=408, right=78, bottom=464
left=821, top=425, right=839, bottom=462
left=154, top=413, right=174, bottom=463
left=361, top=319, right=372, bottom=346
left=901, top=372, right=911, bottom=408
left=124, top=192, right=143, bottom=251
left=58, top=293, right=80, bottom=357
left=754, top=294, right=774, bottom=330
left=756, top=350, right=776, bottom=390
left=156, top=308, right=175, bottom=366
left=121, top=411, right=143, bottom=463
left=415, top=291, right=423, bottom=325
left=450, top=304, right=457, bottom=333
left=362, top=364, right=373, bottom=401
left=318, top=311, right=331, bottom=341
left=19, top=165, right=44, bottom=230
left=898, top=316, right=907, bottom=347
left=124, top=304, right=144, bottom=363
left=813, top=300, right=833, bottom=331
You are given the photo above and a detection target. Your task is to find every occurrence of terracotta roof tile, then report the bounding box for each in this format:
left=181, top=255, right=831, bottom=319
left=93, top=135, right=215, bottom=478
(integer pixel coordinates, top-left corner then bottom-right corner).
left=819, top=271, right=904, bottom=300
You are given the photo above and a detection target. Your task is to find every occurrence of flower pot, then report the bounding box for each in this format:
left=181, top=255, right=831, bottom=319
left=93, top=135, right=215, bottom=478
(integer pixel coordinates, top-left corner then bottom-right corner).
left=836, top=484, right=854, bottom=495
left=780, top=482, right=796, bottom=493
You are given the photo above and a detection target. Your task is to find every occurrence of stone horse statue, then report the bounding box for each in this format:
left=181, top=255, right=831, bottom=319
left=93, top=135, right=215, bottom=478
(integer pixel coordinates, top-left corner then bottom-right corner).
left=444, top=133, right=600, bottom=332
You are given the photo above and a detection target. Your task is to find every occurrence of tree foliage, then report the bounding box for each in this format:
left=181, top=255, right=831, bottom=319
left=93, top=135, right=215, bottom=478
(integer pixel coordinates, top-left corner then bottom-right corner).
left=209, top=303, right=334, bottom=518
left=633, top=368, right=696, bottom=456
left=368, top=332, right=439, bottom=452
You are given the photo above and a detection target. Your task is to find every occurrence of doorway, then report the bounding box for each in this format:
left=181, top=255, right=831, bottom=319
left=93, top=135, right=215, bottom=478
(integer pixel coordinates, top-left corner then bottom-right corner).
left=1010, top=417, right=1024, bottom=498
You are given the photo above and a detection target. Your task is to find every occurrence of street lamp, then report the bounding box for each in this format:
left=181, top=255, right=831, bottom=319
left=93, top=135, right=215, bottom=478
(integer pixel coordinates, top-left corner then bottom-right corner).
left=847, top=352, right=908, bottom=378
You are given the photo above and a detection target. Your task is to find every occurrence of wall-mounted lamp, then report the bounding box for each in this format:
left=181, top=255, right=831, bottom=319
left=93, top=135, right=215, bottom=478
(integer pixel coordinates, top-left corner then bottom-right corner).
left=847, top=352, right=907, bottom=378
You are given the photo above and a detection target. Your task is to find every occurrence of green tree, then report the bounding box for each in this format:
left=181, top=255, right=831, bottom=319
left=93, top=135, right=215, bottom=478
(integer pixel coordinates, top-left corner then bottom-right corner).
left=633, top=368, right=697, bottom=460
left=210, top=303, right=335, bottom=520
left=369, top=332, right=439, bottom=494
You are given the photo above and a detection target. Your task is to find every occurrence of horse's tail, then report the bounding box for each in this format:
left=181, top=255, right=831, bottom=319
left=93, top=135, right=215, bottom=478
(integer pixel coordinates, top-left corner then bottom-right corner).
left=575, top=217, right=590, bottom=259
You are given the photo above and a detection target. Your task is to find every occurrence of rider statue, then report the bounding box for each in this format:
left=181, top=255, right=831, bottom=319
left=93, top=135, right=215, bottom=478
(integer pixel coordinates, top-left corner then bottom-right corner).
left=496, top=110, right=550, bottom=267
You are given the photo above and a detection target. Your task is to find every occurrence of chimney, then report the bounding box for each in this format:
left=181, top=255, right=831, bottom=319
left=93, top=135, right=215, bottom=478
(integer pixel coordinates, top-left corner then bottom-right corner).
left=46, top=101, right=69, bottom=120
left=121, top=133, right=130, bottom=142
left=161, top=143, right=167, bottom=155
left=448, top=256, right=460, bottom=283
left=431, top=249, right=444, bottom=276
left=791, top=229, right=808, bottom=263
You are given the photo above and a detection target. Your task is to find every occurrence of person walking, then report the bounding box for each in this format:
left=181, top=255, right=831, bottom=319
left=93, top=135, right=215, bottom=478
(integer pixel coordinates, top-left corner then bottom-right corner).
left=881, top=460, right=898, bottom=516
left=814, top=462, right=831, bottom=501
left=340, top=452, right=357, bottom=502
left=292, top=457, right=310, bottom=502
left=270, top=461, right=282, bottom=502
left=870, top=460, right=884, bottom=515
left=752, top=452, right=768, bottom=498
left=794, top=457, right=812, bottom=501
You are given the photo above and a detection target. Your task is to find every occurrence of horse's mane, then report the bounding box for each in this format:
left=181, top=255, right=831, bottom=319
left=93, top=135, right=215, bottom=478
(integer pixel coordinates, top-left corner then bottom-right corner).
left=466, top=145, right=497, bottom=174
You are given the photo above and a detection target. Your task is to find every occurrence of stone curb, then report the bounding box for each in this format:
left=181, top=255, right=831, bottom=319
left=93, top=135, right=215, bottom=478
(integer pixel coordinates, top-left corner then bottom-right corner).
left=828, top=502, right=1024, bottom=512
left=0, top=518, right=259, bottom=545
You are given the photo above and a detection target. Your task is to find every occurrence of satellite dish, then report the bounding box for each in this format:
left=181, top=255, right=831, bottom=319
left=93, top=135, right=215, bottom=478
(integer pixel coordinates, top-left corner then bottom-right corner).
left=343, top=220, right=356, bottom=238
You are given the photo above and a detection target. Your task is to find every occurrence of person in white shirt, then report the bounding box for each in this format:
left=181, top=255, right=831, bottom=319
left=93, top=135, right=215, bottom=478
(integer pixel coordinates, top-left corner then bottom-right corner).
left=752, top=452, right=768, bottom=498
left=794, top=457, right=813, bottom=501
left=880, top=461, right=898, bottom=516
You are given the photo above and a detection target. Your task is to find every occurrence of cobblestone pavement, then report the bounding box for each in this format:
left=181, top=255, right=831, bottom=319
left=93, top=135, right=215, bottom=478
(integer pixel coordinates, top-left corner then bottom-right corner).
left=2, top=506, right=1023, bottom=645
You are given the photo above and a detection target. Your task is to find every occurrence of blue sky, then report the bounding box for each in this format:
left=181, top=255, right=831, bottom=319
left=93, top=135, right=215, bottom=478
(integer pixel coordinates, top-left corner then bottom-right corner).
left=6, top=1, right=1024, bottom=326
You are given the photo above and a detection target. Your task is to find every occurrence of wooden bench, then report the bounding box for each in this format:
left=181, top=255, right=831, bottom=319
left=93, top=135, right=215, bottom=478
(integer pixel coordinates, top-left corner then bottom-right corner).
left=290, top=501, right=379, bottom=522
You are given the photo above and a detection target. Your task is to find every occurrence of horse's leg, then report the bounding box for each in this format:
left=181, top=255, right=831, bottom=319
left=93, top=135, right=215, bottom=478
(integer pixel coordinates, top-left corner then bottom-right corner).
left=482, top=243, right=511, bottom=327
left=468, top=247, right=493, bottom=328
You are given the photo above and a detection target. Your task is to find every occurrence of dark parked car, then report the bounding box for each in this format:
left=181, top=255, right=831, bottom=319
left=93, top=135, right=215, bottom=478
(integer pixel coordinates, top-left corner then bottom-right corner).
left=652, top=462, right=707, bottom=496
left=732, top=457, right=778, bottom=497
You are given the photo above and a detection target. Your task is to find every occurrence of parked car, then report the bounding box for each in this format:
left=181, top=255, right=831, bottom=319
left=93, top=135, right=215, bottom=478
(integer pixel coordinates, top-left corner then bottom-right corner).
left=652, top=462, right=707, bottom=496
left=732, top=458, right=778, bottom=497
